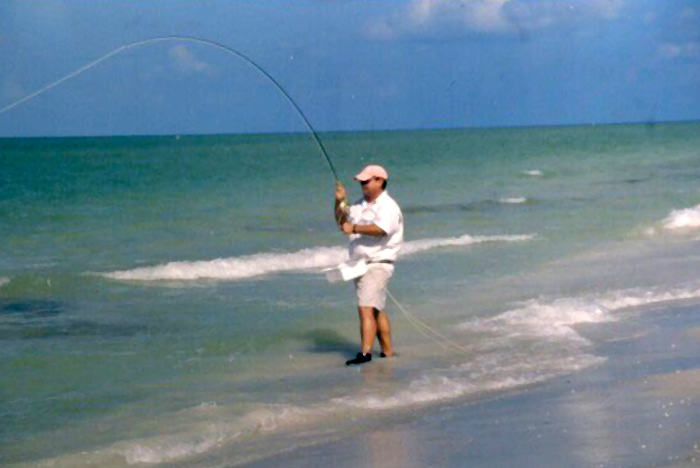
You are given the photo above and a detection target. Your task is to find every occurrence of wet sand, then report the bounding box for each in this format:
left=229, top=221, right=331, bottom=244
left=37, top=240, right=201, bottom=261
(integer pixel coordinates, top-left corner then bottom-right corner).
left=240, top=303, right=700, bottom=468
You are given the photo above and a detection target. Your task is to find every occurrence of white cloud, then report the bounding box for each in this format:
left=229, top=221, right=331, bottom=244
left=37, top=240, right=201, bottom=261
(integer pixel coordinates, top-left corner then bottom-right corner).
left=586, top=0, right=624, bottom=20
left=400, top=0, right=514, bottom=35
left=168, top=45, right=215, bottom=75
left=365, top=18, right=399, bottom=41
left=365, top=0, right=627, bottom=41
left=658, top=42, right=700, bottom=61
left=408, top=0, right=511, bottom=30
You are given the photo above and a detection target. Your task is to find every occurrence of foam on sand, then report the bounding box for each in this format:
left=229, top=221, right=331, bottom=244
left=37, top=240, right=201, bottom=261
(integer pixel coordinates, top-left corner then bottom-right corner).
left=99, top=234, right=535, bottom=282
left=34, top=349, right=601, bottom=467
left=333, top=353, right=605, bottom=411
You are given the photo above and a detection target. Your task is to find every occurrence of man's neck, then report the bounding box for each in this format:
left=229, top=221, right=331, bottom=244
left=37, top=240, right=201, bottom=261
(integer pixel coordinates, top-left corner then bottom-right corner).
left=364, top=189, right=384, bottom=203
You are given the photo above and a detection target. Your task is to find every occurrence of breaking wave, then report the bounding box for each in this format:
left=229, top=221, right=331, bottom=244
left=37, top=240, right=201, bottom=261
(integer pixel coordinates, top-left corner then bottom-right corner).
left=499, top=197, right=527, bottom=204
left=99, top=234, right=535, bottom=282
left=459, top=285, right=700, bottom=343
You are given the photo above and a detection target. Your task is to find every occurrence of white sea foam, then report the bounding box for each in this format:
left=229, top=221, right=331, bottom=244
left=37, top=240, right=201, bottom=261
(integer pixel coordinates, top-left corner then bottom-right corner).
left=124, top=437, right=220, bottom=464
left=499, top=197, right=527, bottom=204
left=460, top=297, right=614, bottom=343
left=523, top=170, right=542, bottom=176
left=100, top=234, right=535, bottom=281
left=122, top=405, right=312, bottom=464
left=334, top=353, right=605, bottom=410
left=399, top=234, right=534, bottom=256
left=0, top=277, right=9, bottom=289
left=595, top=286, right=700, bottom=310
left=661, top=204, right=700, bottom=230
left=460, top=285, right=700, bottom=343
left=121, top=347, right=599, bottom=464
left=103, top=246, right=346, bottom=281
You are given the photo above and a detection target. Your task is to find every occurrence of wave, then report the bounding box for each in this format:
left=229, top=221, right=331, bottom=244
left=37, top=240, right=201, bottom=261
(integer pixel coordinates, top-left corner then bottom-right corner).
left=460, top=297, right=613, bottom=343
left=333, top=353, right=604, bottom=411
left=522, top=170, right=542, bottom=176
left=403, top=198, right=529, bottom=215
left=118, top=340, right=600, bottom=464
left=459, top=285, right=700, bottom=343
left=97, top=350, right=597, bottom=466
left=99, top=234, right=535, bottom=282
left=499, top=197, right=527, bottom=204
left=0, top=277, right=9, bottom=289
left=122, top=404, right=314, bottom=465
left=102, top=246, right=346, bottom=282
left=399, top=234, right=534, bottom=256
left=661, top=203, right=700, bottom=230
left=27, top=284, right=698, bottom=467
left=30, top=403, right=320, bottom=467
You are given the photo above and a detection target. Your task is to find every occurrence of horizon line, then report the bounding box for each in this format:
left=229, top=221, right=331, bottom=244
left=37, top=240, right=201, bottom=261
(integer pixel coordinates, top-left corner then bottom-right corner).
left=1, top=118, right=698, bottom=141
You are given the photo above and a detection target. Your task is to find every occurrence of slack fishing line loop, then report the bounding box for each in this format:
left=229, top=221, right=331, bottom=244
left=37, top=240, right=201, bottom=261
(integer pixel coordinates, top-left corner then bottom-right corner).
left=0, top=35, right=340, bottom=182
left=3, top=34, right=466, bottom=355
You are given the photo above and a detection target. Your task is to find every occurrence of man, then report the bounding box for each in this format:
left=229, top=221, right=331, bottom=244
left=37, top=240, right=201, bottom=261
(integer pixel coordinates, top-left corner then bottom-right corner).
left=334, top=164, right=404, bottom=365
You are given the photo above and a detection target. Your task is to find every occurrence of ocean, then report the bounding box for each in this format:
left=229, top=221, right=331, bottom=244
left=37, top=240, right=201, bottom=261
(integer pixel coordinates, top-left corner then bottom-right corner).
left=2, top=122, right=700, bottom=467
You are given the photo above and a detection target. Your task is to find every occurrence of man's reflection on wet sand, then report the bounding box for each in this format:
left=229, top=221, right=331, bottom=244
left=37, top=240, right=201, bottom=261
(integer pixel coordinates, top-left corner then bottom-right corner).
left=357, top=358, right=411, bottom=468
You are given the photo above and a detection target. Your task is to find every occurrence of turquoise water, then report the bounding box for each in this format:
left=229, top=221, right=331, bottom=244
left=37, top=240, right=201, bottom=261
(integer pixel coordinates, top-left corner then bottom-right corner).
left=2, top=122, right=700, bottom=466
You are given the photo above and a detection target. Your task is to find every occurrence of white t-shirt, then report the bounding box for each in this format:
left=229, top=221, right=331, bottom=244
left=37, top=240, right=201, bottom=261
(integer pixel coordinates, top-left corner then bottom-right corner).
left=347, top=191, right=404, bottom=262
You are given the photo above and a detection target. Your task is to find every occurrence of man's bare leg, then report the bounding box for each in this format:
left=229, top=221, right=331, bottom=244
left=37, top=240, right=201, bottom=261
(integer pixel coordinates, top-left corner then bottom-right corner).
left=358, top=306, right=377, bottom=355
left=374, top=309, right=394, bottom=356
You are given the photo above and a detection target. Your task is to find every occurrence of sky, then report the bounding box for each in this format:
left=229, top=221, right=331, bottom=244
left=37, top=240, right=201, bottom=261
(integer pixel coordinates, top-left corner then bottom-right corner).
left=0, top=0, right=698, bottom=137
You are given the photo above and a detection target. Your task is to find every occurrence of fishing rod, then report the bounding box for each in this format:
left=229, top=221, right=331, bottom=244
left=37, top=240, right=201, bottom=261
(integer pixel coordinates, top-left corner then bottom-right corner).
left=0, top=35, right=340, bottom=182
left=1, top=35, right=469, bottom=356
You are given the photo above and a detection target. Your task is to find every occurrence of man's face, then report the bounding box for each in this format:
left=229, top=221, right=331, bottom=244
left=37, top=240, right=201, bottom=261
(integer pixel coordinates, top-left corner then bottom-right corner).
left=360, top=177, right=384, bottom=199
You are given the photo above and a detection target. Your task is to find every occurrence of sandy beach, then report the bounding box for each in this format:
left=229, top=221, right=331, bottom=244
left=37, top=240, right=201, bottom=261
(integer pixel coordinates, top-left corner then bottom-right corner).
left=240, top=302, right=700, bottom=468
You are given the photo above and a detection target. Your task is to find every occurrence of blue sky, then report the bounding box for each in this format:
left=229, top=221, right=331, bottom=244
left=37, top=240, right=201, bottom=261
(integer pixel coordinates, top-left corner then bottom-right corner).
left=0, top=0, right=698, bottom=137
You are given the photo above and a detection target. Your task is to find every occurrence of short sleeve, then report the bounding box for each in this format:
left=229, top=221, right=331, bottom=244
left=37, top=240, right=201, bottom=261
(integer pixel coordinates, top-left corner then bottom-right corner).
left=373, top=202, right=400, bottom=235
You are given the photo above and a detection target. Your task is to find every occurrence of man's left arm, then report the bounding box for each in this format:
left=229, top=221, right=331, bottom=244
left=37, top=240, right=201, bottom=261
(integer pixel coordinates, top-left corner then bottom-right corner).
left=340, top=201, right=399, bottom=237
left=340, top=222, right=386, bottom=236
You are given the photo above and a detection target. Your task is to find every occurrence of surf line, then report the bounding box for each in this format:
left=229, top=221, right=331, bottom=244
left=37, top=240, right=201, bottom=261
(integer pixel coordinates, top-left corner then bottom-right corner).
left=2, top=35, right=469, bottom=356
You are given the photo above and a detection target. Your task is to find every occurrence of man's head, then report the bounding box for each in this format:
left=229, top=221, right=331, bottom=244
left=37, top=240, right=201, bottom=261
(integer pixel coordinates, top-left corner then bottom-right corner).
left=354, top=165, right=388, bottom=201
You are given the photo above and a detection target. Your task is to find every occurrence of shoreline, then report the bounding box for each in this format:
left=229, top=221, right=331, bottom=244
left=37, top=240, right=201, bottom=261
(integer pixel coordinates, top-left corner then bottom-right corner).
left=239, top=303, right=700, bottom=468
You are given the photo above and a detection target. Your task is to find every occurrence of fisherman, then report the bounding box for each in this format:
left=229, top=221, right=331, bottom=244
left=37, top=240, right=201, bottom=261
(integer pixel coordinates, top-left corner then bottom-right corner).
left=334, top=164, right=404, bottom=365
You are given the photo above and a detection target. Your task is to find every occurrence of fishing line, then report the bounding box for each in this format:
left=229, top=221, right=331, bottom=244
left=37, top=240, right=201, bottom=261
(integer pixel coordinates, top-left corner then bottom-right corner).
left=387, top=290, right=471, bottom=355
left=2, top=35, right=465, bottom=355
left=0, top=35, right=340, bottom=181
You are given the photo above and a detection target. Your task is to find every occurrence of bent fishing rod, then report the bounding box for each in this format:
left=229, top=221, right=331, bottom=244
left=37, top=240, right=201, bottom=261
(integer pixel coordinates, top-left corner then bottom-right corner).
left=0, top=35, right=340, bottom=182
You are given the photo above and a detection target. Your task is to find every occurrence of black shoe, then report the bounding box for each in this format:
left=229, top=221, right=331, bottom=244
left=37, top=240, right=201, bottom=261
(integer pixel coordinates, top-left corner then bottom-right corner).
left=346, top=352, right=372, bottom=366
left=379, top=352, right=397, bottom=358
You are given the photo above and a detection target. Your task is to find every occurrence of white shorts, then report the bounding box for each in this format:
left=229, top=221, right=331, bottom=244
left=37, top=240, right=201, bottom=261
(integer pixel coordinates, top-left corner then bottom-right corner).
left=354, top=265, right=394, bottom=310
